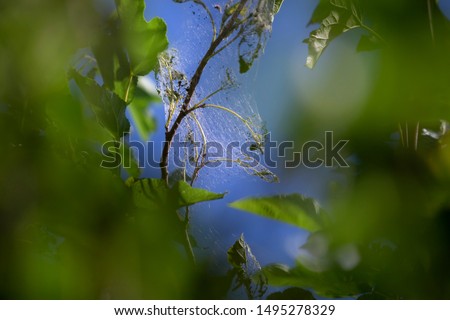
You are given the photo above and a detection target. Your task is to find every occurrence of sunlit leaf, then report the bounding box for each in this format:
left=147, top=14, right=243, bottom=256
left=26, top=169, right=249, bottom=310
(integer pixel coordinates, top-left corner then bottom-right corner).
left=116, top=0, right=169, bottom=76
left=230, top=194, right=325, bottom=232
left=91, top=18, right=136, bottom=102
left=173, top=181, right=225, bottom=207
left=272, top=0, right=285, bottom=15
left=304, top=0, right=362, bottom=68
left=128, top=78, right=160, bottom=140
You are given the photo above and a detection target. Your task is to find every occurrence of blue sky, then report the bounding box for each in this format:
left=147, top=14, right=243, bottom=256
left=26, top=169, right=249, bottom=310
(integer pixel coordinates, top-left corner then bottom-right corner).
left=135, top=0, right=450, bottom=270
left=138, top=0, right=331, bottom=268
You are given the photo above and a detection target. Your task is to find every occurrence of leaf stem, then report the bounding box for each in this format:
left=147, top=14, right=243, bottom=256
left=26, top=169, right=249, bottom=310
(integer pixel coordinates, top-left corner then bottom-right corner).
left=427, top=0, right=436, bottom=46
left=124, top=74, right=135, bottom=103
left=414, top=121, right=420, bottom=151
left=183, top=207, right=196, bottom=264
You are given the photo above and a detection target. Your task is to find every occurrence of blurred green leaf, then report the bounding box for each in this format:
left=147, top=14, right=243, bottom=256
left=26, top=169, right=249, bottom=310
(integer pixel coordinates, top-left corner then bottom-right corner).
left=119, top=142, right=141, bottom=178
left=69, top=69, right=130, bottom=139
left=116, top=0, right=169, bottom=76
left=263, top=263, right=361, bottom=298
left=132, top=178, right=224, bottom=210
left=132, top=178, right=168, bottom=209
left=45, top=93, right=84, bottom=136
left=356, top=34, right=381, bottom=52
left=128, top=78, right=160, bottom=140
left=357, top=292, right=386, bottom=300
left=230, top=194, right=325, bottom=232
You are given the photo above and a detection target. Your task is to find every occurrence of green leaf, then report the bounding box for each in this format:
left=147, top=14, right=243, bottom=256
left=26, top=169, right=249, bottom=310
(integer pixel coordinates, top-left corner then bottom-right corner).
left=173, top=181, right=225, bottom=207
left=120, top=142, right=141, bottom=178
left=227, top=234, right=267, bottom=299
left=356, top=34, right=381, bottom=52
left=45, top=93, right=83, bottom=136
left=308, top=0, right=333, bottom=25
left=132, top=178, right=224, bottom=210
left=116, top=0, right=169, bottom=76
left=227, top=234, right=248, bottom=268
left=128, top=78, right=160, bottom=140
left=263, top=263, right=361, bottom=298
left=69, top=69, right=129, bottom=139
left=239, top=56, right=251, bottom=74
left=272, top=0, right=284, bottom=15
left=132, top=178, right=169, bottom=209
left=230, top=194, right=325, bottom=232
left=357, top=292, right=386, bottom=300
left=304, top=0, right=362, bottom=68
left=91, top=17, right=136, bottom=102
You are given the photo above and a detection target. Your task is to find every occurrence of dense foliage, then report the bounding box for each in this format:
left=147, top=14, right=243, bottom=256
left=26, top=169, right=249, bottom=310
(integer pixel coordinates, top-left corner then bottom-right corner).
left=1, top=0, right=450, bottom=299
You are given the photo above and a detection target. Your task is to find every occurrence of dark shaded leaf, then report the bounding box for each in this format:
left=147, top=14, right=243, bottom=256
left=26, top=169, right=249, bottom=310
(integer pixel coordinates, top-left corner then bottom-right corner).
left=357, top=34, right=381, bottom=52
left=69, top=68, right=129, bottom=139
left=132, top=178, right=169, bottom=209
left=239, top=55, right=251, bottom=74
left=357, top=292, right=386, bottom=300
left=91, top=17, right=136, bottom=102
left=230, top=194, right=325, bottom=232
left=120, top=142, right=141, bottom=178
left=227, top=234, right=248, bottom=268
left=227, top=234, right=267, bottom=299
left=308, top=0, right=333, bottom=25
left=267, top=287, right=316, bottom=300
left=132, top=178, right=224, bottom=210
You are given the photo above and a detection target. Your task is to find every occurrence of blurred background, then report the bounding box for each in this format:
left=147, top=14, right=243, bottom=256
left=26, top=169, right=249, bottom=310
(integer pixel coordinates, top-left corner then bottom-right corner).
left=1, top=0, right=450, bottom=299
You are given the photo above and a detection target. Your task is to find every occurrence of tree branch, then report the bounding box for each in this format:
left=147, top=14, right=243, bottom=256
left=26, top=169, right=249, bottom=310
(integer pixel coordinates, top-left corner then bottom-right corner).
left=160, top=0, right=249, bottom=184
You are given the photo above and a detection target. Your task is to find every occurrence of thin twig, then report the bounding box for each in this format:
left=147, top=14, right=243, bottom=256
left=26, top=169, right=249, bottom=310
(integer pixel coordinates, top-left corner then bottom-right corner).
left=398, top=123, right=404, bottom=147
left=414, top=121, right=420, bottom=151
left=405, top=121, right=409, bottom=149
left=183, top=207, right=196, bottom=264
left=427, top=0, right=436, bottom=46
left=194, top=0, right=217, bottom=42
left=160, top=0, right=249, bottom=184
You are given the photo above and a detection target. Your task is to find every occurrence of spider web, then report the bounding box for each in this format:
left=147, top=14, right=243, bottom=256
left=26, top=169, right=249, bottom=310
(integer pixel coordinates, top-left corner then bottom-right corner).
left=156, top=0, right=279, bottom=187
